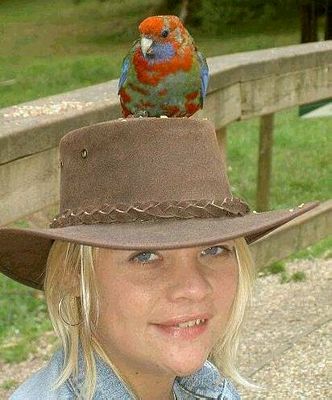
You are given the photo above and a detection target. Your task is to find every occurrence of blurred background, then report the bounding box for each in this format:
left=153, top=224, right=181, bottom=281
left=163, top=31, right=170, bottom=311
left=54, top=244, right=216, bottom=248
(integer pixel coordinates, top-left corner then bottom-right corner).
left=1, top=0, right=331, bottom=107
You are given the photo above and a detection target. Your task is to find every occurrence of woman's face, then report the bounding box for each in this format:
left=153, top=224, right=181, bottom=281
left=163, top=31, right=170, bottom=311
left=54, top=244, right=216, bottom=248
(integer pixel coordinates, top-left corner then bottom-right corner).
left=94, top=240, right=238, bottom=379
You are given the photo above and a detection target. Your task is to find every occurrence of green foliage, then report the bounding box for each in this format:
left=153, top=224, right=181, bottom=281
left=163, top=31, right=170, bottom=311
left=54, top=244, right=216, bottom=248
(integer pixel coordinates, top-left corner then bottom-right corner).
left=288, top=236, right=332, bottom=260
left=290, top=271, right=307, bottom=282
left=0, top=379, right=18, bottom=390
left=0, top=274, right=52, bottom=363
left=280, top=270, right=291, bottom=283
left=260, top=260, right=307, bottom=283
left=10, top=219, right=30, bottom=229
left=280, top=269, right=307, bottom=283
left=187, top=0, right=300, bottom=35
left=266, top=261, right=286, bottom=275
left=227, top=108, right=331, bottom=210
left=0, top=0, right=160, bottom=108
left=259, top=237, right=330, bottom=282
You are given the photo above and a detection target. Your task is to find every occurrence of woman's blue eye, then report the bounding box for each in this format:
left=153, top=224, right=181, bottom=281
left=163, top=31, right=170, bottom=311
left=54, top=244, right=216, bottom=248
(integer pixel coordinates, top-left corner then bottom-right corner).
left=131, top=251, right=158, bottom=264
left=202, top=245, right=230, bottom=256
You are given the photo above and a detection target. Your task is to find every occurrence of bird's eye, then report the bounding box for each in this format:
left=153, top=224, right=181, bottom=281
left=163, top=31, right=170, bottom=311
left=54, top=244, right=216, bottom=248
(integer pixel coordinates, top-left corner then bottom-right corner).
left=161, top=29, right=169, bottom=38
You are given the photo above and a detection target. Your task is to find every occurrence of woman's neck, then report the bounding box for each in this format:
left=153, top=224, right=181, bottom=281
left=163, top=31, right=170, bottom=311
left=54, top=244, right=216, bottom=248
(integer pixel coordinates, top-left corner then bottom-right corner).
left=109, top=365, right=176, bottom=400
left=123, top=373, right=175, bottom=400
left=93, top=340, right=176, bottom=400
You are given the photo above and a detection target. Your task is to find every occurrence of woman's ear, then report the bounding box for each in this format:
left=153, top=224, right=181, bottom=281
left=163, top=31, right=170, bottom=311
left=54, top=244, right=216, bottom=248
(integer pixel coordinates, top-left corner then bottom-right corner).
left=72, top=285, right=80, bottom=298
left=61, top=273, right=80, bottom=298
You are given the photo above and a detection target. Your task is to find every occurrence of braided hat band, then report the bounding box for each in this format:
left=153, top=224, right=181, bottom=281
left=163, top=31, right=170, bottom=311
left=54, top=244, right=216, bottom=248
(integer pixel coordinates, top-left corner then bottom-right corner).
left=50, top=197, right=250, bottom=228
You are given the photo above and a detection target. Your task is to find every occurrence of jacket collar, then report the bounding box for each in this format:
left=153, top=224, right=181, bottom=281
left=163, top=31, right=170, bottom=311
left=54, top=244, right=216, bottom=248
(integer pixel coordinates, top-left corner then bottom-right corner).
left=67, top=346, right=227, bottom=399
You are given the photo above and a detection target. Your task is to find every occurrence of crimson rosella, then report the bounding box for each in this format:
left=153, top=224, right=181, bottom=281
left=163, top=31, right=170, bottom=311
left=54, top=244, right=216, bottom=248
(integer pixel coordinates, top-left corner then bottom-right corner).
left=118, top=15, right=209, bottom=117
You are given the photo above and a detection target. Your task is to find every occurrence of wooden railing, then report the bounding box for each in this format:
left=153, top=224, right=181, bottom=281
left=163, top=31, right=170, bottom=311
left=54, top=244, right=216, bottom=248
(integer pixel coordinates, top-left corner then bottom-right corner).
left=1, top=41, right=331, bottom=267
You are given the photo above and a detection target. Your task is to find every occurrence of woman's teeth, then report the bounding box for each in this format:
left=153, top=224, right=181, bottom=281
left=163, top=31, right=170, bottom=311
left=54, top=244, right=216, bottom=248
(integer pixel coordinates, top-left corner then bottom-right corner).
left=176, top=319, right=206, bottom=328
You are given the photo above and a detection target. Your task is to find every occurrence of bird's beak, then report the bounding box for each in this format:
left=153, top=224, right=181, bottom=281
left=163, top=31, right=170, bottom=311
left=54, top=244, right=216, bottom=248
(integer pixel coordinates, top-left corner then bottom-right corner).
left=141, top=36, right=153, bottom=57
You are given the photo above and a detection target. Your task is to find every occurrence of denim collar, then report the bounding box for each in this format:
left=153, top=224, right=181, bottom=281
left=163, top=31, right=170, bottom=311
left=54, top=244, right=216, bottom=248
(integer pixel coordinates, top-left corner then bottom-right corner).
left=65, top=346, right=229, bottom=399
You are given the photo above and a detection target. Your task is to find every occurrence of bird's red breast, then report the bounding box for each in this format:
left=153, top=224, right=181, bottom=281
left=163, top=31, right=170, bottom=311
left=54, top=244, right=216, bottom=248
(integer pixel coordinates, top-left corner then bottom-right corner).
left=133, top=46, right=193, bottom=86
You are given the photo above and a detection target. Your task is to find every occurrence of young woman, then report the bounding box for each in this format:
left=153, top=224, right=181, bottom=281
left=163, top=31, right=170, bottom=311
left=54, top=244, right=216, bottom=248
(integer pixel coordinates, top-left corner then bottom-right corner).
left=0, top=118, right=318, bottom=399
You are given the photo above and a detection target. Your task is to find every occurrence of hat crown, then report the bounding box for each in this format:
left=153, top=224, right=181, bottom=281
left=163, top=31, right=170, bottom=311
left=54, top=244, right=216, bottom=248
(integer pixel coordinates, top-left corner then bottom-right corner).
left=58, top=118, right=232, bottom=214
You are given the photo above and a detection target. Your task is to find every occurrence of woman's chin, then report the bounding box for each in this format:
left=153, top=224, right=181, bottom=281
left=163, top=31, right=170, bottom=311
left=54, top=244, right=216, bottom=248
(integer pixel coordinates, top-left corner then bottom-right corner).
left=171, top=362, right=206, bottom=377
left=163, top=352, right=208, bottom=377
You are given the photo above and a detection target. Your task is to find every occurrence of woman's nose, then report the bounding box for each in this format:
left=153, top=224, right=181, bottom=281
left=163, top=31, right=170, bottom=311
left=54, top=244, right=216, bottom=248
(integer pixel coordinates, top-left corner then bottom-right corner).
left=167, top=252, right=213, bottom=302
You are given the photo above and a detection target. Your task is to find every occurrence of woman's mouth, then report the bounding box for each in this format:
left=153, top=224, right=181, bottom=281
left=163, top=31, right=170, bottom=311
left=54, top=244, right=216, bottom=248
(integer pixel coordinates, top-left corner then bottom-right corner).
left=176, top=318, right=206, bottom=328
left=152, top=317, right=209, bottom=340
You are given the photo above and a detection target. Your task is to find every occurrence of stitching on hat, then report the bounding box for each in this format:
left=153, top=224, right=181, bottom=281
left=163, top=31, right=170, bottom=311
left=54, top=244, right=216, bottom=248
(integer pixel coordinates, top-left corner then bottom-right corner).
left=49, top=198, right=250, bottom=228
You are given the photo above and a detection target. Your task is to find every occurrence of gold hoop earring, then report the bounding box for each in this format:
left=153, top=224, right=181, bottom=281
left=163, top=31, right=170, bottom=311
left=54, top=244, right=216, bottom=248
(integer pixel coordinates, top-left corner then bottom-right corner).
left=58, top=295, right=82, bottom=327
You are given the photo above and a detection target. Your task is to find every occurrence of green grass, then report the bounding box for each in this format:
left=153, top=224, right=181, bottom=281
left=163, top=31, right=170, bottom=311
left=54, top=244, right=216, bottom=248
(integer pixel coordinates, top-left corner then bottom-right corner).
left=0, top=0, right=327, bottom=108
left=280, top=270, right=307, bottom=284
left=260, top=235, right=331, bottom=283
left=0, top=0, right=331, bottom=364
left=260, top=260, right=307, bottom=284
left=261, top=261, right=286, bottom=276
left=260, top=262, right=308, bottom=284
left=288, top=235, right=332, bottom=260
left=0, top=0, right=153, bottom=107
left=227, top=108, right=331, bottom=210
left=0, top=379, right=18, bottom=390
left=290, top=271, right=306, bottom=282
left=0, top=274, right=52, bottom=363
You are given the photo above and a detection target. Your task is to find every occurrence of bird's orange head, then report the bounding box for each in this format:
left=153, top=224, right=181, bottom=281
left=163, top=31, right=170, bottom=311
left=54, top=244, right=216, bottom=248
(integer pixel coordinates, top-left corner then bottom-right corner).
left=138, top=15, right=188, bottom=45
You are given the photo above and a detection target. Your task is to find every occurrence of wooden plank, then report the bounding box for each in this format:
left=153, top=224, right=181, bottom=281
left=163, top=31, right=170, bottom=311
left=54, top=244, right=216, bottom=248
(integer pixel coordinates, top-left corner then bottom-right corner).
left=196, top=83, right=241, bottom=128
left=241, top=65, right=331, bottom=118
left=256, top=113, right=274, bottom=211
left=208, top=41, right=332, bottom=85
left=0, top=81, right=121, bottom=165
left=250, top=199, right=332, bottom=269
left=0, top=148, right=60, bottom=226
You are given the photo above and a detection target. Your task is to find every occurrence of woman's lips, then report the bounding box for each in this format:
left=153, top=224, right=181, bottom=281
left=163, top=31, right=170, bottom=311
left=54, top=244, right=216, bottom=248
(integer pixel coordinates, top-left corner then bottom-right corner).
left=152, top=318, right=209, bottom=340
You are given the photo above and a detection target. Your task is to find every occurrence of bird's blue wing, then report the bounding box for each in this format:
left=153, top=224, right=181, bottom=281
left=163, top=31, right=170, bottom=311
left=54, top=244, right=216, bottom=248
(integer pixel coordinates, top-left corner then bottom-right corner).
left=118, top=55, right=130, bottom=94
left=197, top=51, right=209, bottom=103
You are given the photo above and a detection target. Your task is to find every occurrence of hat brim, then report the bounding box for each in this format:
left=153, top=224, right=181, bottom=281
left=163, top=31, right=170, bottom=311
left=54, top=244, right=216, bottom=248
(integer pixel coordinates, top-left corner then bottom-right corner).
left=0, top=201, right=319, bottom=290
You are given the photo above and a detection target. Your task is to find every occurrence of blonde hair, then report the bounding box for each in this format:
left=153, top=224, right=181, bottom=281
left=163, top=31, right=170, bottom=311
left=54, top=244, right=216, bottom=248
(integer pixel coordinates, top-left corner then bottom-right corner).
left=208, top=237, right=257, bottom=388
left=44, top=236, right=256, bottom=399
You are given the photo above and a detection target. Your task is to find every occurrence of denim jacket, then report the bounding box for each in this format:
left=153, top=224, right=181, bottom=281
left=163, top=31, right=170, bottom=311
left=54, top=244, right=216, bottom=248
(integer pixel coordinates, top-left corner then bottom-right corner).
left=10, top=347, right=240, bottom=399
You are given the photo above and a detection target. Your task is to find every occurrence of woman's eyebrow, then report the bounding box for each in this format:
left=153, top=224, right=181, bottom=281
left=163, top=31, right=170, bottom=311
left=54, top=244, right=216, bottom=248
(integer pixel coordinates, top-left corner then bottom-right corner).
left=125, top=241, right=236, bottom=254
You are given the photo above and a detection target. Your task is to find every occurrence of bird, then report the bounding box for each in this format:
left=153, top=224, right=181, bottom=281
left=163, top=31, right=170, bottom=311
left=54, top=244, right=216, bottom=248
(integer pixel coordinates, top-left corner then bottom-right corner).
left=118, top=15, right=209, bottom=118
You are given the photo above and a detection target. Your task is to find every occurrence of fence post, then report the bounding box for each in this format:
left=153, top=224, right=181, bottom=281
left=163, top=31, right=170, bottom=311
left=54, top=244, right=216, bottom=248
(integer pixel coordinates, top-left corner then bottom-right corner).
left=216, top=127, right=228, bottom=169
left=256, top=113, right=274, bottom=211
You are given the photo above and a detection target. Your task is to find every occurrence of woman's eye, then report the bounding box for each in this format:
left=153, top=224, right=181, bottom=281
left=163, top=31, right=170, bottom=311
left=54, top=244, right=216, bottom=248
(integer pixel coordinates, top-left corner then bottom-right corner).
left=130, top=251, right=159, bottom=264
left=202, top=245, right=231, bottom=257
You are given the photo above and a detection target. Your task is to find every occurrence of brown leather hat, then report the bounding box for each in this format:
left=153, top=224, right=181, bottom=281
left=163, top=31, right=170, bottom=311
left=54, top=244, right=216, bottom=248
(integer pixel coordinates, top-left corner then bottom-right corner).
left=0, top=118, right=318, bottom=290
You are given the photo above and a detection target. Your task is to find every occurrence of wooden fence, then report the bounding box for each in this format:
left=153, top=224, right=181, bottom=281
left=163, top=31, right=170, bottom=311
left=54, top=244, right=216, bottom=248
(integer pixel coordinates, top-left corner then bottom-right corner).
left=1, top=41, right=331, bottom=267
